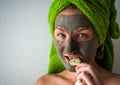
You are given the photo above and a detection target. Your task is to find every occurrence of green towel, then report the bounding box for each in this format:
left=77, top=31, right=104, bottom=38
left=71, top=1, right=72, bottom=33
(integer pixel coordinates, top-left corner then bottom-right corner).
left=48, top=0, right=120, bottom=74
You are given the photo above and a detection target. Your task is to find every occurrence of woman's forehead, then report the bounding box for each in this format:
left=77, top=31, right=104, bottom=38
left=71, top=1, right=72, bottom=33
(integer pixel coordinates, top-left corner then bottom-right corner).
left=57, top=8, right=83, bottom=18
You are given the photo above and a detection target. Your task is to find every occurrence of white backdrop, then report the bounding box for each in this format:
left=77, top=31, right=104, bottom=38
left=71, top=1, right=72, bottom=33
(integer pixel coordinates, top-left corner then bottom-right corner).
left=0, top=0, right=120, bottom=85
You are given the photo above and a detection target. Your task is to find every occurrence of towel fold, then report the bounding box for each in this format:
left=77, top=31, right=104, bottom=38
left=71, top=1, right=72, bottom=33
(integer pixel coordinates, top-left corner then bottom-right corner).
left=48, top=0, right=120, bottom=73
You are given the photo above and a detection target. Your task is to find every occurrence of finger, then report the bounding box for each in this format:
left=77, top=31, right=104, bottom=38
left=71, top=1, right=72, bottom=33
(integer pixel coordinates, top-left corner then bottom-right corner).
left=76, top=63, right=90, bottom=68
left=75, top=64, right=90, bottom=76
left=75, top=80, right=83, bottom=85
left=76, top=71, right=95, bottom=85
left=75, top=64, right=103, bottom=85
left=75, top=63, right=90, bottom=76
left=75, top=63, right=97, bottom=78
left=79, top=65, right=103, bottom=85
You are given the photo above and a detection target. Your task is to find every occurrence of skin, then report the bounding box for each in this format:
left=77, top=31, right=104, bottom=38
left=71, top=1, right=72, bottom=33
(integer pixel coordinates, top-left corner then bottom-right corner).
left=36, top=8, right=120, bottom=85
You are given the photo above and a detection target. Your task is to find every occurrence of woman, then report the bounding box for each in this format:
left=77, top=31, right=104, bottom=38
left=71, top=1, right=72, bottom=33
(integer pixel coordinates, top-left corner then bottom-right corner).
left=36, top=0, right=120, bottom=85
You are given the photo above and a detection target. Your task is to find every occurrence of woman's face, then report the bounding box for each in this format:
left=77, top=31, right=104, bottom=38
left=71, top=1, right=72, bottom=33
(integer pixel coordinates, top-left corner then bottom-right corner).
left=54, top=9, right=98, bottom=72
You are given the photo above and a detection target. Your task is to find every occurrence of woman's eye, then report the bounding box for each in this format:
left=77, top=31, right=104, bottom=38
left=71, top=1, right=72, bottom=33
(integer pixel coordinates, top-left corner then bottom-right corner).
left=55, top=33, right=66, bottom=41
left=76, top=33, right=90, bottom=41
left=54, top=29, right=67, bottom=41
left=57, top=33, right=66, bottom=38
left=77, top=34, right=88, bottom=37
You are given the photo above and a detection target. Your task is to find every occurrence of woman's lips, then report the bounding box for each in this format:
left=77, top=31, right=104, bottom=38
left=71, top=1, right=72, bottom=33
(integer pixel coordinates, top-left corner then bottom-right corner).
left=64, top=54, right=82, bottom=63
left=64, top=56, right=70, bottom=63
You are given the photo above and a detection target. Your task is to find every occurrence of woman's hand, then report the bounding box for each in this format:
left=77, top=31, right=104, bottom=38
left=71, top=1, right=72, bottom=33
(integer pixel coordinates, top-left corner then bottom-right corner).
left=75, top=63, right=104, bottom=85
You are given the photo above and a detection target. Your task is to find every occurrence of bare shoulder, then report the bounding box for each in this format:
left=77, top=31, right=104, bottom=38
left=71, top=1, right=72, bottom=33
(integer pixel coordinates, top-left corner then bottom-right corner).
left=105, top=73, right=120, bottom=85
left=35, top=73, right=73, bottom=85
left=35, top=74, right=56, bottom=85
left=111, top=74, right=120, bottom=82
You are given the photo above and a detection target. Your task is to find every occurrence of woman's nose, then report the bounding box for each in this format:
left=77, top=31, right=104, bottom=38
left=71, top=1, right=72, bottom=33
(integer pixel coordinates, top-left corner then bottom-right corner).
left=64, top=39, right=78, bottom=54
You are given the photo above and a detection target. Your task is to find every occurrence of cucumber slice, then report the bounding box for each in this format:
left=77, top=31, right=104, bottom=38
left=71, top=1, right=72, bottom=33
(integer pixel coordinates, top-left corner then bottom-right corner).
left=69, top=58, right=81, bottom=66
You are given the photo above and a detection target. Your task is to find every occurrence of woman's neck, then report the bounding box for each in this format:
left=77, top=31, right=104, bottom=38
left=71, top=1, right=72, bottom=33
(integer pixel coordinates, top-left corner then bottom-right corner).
left=90, top=60, right=112, bottom=78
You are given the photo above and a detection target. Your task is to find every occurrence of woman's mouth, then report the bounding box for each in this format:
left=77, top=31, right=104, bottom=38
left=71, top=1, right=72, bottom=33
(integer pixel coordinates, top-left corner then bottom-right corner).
left=64, top=54, right=82, bottom=64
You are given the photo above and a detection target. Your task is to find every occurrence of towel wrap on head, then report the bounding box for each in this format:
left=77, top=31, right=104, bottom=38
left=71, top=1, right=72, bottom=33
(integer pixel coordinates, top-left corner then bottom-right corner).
left=48, top=0, right=120, bottom=73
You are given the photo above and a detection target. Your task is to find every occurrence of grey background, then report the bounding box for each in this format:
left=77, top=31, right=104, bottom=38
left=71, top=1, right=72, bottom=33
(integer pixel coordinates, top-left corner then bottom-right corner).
left=0, top=0, right=120, bottom=85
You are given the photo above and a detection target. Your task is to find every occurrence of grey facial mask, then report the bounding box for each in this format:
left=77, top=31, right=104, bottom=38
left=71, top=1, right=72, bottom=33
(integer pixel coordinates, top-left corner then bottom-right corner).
left=54, top=14, right=98, bottom=72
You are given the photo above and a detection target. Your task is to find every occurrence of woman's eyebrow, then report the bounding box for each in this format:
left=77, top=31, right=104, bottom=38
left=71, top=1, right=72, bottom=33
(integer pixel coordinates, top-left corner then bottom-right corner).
left=75, top=27, right=92, bottom=32
left=55, top=26, right=65, bottom=31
